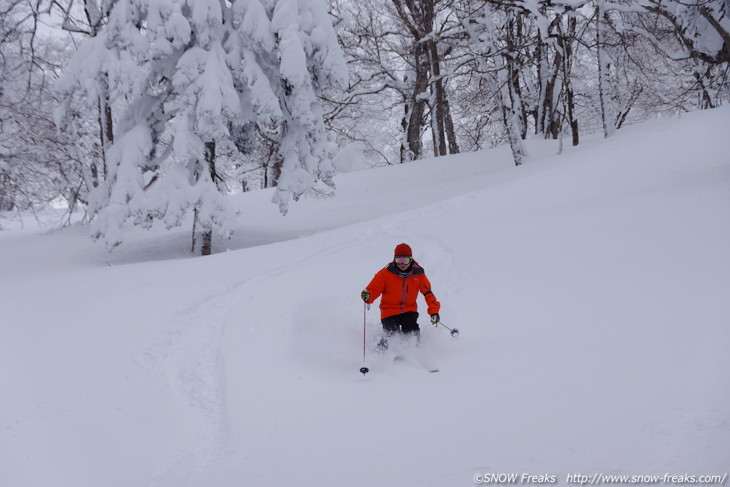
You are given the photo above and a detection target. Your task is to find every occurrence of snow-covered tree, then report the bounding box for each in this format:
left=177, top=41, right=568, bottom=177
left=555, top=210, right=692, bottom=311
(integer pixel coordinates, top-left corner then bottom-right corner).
left=640, top=0, right=730, bottom=65
left=460, top=2, right=528, bottom=166
left=327, top=0, right=461, bottom=164
left=0, top=2, right=83, bottom=217
left=56, top=0, right=346, bottom=254
left=230, top=0, right=348, bottom=212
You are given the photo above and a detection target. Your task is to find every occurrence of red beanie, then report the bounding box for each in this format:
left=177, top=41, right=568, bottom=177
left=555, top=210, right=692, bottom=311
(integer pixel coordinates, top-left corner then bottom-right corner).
left=394, top=243, right=412, bottom=257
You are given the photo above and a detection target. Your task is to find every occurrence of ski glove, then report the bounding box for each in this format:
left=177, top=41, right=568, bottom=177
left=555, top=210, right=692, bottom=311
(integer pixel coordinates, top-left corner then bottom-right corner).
left=361, top=290, right=370, bottom=302
left=430, top=313, right=440, bottom=325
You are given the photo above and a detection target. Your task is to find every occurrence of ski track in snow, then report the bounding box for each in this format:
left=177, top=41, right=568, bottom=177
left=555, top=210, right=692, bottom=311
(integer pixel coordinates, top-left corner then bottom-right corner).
left=146, top=284, right=238, bottom=487
left=144, top=235, right=371, bottom=486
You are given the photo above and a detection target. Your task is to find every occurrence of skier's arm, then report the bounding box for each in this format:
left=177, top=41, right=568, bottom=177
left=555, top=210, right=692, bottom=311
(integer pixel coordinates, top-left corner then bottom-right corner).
left=420, top=275, right=441, bottom=315
left=364, top=269, right=386, bottom=304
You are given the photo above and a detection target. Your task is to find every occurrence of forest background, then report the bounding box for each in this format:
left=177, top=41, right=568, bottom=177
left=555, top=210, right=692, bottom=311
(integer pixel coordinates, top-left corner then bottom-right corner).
left=1, top=0, right=728, bottom=253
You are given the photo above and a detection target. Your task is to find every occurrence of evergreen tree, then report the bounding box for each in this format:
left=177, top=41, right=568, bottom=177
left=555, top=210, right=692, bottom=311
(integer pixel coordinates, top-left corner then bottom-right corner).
left=56, top=0, right=346, bottom=253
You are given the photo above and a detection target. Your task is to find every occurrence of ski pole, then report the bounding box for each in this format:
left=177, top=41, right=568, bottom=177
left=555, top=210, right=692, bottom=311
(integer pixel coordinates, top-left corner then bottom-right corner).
left=436, top=320, right=459, bottom=337
left=360, top=303, right=370, bottom=375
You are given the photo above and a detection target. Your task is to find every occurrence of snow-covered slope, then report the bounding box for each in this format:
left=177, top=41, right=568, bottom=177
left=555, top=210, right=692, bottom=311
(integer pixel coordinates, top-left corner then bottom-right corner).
left=1, top=107, right=729, bottom=487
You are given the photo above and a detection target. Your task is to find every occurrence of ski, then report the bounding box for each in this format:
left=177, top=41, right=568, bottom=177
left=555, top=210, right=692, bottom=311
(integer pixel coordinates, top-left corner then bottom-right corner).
left=393, top=354, right=439, bottom=373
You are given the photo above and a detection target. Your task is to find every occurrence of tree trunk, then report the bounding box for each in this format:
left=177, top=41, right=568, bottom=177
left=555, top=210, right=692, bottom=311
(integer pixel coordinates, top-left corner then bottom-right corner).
left=408, top=44, right=429, bottom=161
left=502, top=91, right=526, bottom=165
left=392, top=0, right=431, bottom=162
left=596, top=5, right=616, bottom=138
left=428, top=42, right=447, bottom=156
left=85, top=0, right=113, bottom=185
left=400, top=99, right=410, bottom=163
left=258, top=125, right=282, bottom=188
left=502, top=12, right=527, bottom=162
left=192, top=141, right=217, bottom=256
left=536, top=39, right=548, bottom=135
left=423, top=0, right=445, bottom=157
left=0, top=173, right=14, bottom=211
left=543, top=48, right=563, bottom=139
left=97, top=72, right=114, bottom=182
left=498, top=65, right=526, bottom=166
left=400, top=47, right=428, bottom=163
left=506, top=13, right=527, bottom=140
left=443, top=97, right=460, bottom=154
left=201, top=140, right=216, bottom=256
left=536, top=14, right=564, bottom=140
left=561, top=15, right=579, bottom=146
left=201, top=224, right=212, bottom=256
left=694, top=65, right=715, bottom=109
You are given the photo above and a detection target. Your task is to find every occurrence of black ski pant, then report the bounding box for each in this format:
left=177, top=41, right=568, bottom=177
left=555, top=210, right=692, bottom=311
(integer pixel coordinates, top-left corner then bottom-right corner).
left=381, top=312, right=420, bottom=337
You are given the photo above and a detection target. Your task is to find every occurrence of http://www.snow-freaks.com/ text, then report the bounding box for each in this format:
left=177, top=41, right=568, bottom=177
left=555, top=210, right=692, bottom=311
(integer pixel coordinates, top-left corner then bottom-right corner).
left=473, top=473, right=728, bottom=486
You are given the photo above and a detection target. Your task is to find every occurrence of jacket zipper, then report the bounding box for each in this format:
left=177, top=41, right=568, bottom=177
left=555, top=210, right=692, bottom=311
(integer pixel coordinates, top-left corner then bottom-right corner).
left=401, top=277, right=407, bottom=313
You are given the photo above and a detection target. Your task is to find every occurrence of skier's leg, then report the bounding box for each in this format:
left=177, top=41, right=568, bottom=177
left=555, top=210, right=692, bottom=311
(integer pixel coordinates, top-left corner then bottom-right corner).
left=381, top=315, right=400, bottom=335
left=378, top=315, right=400, bottom=351
left=400, top=312, right=421, bottom=345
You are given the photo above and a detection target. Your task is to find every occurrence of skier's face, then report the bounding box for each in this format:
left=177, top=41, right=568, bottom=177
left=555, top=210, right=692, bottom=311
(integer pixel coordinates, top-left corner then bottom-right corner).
left=394, top=256, right=411, bottom=270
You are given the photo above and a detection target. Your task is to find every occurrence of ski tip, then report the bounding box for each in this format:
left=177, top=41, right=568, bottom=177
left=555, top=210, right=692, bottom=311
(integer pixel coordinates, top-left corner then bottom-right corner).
left=429, top=369, right=440, bottom=373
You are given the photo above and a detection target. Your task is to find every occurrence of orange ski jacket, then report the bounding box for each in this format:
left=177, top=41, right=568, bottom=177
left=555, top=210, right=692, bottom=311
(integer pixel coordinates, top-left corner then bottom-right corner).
left=365, top=262, right=440, bottom=319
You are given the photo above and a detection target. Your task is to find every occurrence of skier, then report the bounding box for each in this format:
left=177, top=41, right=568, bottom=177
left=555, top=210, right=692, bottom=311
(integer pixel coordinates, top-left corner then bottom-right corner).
left=361, top=243, right=441, bottom=350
